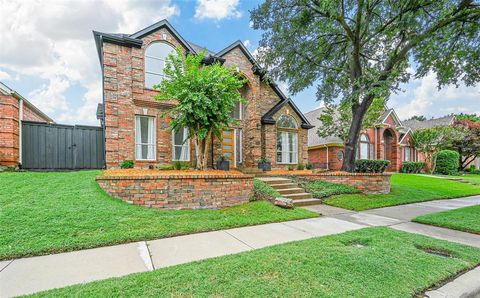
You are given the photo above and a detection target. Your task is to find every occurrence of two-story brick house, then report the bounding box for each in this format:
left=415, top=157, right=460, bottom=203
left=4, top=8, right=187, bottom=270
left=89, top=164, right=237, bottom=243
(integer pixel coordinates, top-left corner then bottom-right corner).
left=93, top=20, right=313, bottom=170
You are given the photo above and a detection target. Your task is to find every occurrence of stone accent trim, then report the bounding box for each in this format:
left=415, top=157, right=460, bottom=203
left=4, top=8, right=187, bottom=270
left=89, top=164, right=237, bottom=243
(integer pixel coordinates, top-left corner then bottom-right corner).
left=96, top=174, right=254, bottom=209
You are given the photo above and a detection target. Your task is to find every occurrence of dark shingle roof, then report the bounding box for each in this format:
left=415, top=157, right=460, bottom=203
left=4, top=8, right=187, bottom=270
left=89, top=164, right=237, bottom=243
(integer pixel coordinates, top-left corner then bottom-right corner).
left=403, top=115, right=455, bottom=131
left=186, top=41, right=216, bottom=56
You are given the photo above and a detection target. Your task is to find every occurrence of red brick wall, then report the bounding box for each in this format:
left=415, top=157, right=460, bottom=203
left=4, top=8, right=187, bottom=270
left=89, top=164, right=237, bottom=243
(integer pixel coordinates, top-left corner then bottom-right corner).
left=0, top=94, right=20, bottom=166
left=96, top=173, right=253, bottom=209
left=296, top=172, right=391, bottom=194
left=308, top=146, right=345, bottom=171
left=0, top=94, right=51, bottom=167
left=102, top=27, right=310, bottom=170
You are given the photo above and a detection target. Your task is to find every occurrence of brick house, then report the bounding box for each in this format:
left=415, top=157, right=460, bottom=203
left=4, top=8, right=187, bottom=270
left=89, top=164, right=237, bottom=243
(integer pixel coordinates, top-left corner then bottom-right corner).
left=0, top=82, right=53, bottom=167
left=306, top=107, right=418, bottom=172
left=93, top=20, right=313, bottom=170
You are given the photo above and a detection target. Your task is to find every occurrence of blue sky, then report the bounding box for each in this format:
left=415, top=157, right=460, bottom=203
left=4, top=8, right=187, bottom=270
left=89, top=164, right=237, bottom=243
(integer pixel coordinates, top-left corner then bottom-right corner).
left=1, top=0, right=478, bottom=126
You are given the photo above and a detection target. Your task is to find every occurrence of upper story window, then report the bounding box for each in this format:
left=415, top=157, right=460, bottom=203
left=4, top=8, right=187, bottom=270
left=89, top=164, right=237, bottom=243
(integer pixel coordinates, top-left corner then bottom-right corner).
left=231, top=101, right=242, bottom=120
left=145, top=42, right=175, bottom=89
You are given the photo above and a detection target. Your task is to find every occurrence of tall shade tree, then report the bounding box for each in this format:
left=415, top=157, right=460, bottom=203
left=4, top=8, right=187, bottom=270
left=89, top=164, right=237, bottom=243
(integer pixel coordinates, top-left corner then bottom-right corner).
left=155, top=49, right=246, bottom=170
left=251, top=0, right=480, bottom=171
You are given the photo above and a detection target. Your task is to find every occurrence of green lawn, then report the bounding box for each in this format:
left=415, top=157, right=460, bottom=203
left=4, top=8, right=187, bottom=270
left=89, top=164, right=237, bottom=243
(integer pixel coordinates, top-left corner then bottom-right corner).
left=0, top=171, right=317, bottom=260
left=324, top=173, right=480, bottom=211
left=29, top=227, right=480, bottom=298
left=414, top=205, right=480, bottom=234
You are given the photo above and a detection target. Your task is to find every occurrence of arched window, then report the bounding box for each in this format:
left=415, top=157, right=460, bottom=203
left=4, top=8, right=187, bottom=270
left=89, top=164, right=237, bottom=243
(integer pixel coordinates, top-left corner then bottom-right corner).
left=277, top=115, right=297, bottom=129
left=144, top=42, right=175, bottom=89
left=357, top=133, right=370, bottom=160
left=276, top=115, right=298, bottom=164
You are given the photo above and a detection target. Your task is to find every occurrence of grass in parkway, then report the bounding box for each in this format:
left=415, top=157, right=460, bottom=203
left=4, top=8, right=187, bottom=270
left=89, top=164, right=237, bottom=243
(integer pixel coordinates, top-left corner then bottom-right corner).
left=30, top=227, right=480, bottom=297
left=324, top=174, right=480, bottom=211
left=0, top=171, right=317, bottom=260
left=414, top=204, right=480, bottom=235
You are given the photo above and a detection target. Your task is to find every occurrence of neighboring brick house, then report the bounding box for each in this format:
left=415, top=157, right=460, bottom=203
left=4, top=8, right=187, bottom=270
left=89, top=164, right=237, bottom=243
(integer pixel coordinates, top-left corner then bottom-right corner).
left=306, top=107, right=418, bottom=172
left=93, top=20, right=313, bottom=170
left=0, top=82, right=53, bottom=167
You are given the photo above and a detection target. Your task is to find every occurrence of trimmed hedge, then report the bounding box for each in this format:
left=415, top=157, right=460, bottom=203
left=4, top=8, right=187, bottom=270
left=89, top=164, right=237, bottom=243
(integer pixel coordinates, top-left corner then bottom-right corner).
left=401, top=161, right=427, bottom=173
left=120, top=160, right=134, bottom=169
left=435, top=150, right=459, bottom=175
left=355, top=159, right=390, bottom=173
left=253, top=179, right=281, bottom=201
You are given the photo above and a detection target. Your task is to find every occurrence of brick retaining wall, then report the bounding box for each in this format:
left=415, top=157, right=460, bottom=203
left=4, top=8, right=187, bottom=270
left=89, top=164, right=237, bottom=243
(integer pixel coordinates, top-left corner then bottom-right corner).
left=96, top=173, right=254, bottom=210
left=288, top=172, right=391, bottom=194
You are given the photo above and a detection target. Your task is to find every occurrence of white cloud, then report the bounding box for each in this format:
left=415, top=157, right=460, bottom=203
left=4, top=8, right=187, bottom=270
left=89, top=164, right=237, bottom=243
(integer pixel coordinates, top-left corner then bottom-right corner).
left=243, top=39, right=251, bottom=49
left=392, top=72, right=480, bottom=120
left=0, top=70, right=11, bottom=81
left=194, top=0, right=242, bottom=21
left=0, top=0, right=179, bottom=125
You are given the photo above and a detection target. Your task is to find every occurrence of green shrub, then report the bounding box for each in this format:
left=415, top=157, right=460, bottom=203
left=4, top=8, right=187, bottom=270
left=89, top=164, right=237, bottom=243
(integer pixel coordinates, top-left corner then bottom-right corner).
left=173, top=161, right=190, bottom=170
left=469, top=164, right=478, bottom=174
left=120, top=160, right=134, bottom=169
left=355, top=159, right=390, bottom=173
left=435, top=150, right=460, bottom=175
left=297, top=163, right=305, bottom=170
left=305, top=162, right=313, bottom=170
left=253, top=179, right=281, bottom=201
left=157, top=163, right=175, bottom=170
left=288, top=165, right=295, bottom=171
left=401, top=161, right=427, bottom=173
left=301, top=180, right=360, bottom=199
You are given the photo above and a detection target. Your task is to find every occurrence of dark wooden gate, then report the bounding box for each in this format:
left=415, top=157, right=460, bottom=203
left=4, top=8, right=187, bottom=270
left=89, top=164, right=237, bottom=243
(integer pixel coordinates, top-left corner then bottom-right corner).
left=21, top=121, right=104, bottom=170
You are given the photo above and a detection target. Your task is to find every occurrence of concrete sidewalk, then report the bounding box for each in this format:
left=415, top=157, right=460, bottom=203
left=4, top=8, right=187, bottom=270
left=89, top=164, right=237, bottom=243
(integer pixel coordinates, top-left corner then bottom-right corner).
left=1, top=195, right=479, bottom=297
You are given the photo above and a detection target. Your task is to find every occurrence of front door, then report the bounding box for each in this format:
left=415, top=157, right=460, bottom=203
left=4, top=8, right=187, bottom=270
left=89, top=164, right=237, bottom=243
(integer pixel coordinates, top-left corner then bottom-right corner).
left=222, top=129, right=235, bottom=168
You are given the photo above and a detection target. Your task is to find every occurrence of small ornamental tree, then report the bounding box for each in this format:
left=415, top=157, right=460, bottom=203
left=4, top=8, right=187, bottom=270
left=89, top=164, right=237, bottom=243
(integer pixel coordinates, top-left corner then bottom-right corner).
left=154, top=49, right=246, bottom=170
left=412, top=125, right=464, bottom=173
left=450, top=126, right=480, bottom=170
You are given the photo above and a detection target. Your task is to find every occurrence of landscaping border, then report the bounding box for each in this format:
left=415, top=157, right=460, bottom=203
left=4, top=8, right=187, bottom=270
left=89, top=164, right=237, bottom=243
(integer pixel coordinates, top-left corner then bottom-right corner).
left=273, top=172, right=392, bottom=194
left=97, top=173, right=254, bottom=209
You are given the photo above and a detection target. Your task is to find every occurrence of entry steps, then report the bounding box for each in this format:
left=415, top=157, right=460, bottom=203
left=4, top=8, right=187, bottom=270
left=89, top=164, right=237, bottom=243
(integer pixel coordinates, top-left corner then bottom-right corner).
left=256, top=177, right=322, bottom=206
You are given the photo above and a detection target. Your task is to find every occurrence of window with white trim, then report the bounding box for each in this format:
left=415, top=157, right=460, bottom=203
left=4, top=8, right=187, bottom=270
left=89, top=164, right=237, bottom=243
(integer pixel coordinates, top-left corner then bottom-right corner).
left=135, top=116, right=155, bottom=160
left=276, top=115, right=298, bottom=164
left=145, top=42, right=175, bottom=89
left=172, top=127, right=189, bottom=161
left=358, top=133, right=370, bottom=159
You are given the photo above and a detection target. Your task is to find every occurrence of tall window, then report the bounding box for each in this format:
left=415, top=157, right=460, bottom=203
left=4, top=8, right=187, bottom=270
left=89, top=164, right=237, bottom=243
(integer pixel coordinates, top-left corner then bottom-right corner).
left=172, top=127, right=189, bottom=161
left=276, top=115, right=298, bottom=164
left=135, top=116, right=155, bottom=160
left=358, top=134, right=370, bottom=159
left=145, top=42, right=175, bottom=89
left=231, top=101, right=242, bottom=120
left=404, top=141, right=415, bottom=161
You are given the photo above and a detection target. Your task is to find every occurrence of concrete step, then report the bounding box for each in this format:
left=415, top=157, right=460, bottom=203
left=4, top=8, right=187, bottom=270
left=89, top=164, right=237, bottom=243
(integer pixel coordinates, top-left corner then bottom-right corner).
left=270, top=183, right=298, bottom=190
left=293, top=198, right=323, bottom=206
left=277, top=188, right=306, bottom=195
left=257, top=177, right=291, bottom=185
left=283, top=192, right=313, bottom=200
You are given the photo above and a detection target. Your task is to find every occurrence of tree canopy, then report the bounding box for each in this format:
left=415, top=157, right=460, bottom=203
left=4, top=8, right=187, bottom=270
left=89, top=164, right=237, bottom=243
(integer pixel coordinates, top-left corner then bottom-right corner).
left=154, top=49, right=246, bottom=170
left=251, top=0, right=480, bottom=171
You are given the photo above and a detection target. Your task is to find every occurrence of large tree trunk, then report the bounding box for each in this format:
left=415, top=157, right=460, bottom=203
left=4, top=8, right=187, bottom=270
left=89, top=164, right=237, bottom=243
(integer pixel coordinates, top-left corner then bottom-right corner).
left=341, top=103, right=368, bottom=172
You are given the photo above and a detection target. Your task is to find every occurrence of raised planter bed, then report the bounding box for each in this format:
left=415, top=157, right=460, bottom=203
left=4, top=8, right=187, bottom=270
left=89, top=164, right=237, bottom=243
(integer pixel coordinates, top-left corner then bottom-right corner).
left=97, top=169, right=254, bottom=210
left=271, top=171, right=392, bottom=194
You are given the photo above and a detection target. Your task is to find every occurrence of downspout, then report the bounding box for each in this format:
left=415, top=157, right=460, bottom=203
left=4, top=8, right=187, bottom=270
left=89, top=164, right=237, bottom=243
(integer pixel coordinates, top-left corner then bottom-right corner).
left=18, top=97, right=23, bottom=166
left=99, top=35, right=107, bottom=169
left=374, top=127, right=377, bottom=160
left=326, top=145, right=329, bottom=170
